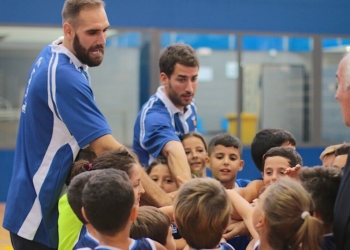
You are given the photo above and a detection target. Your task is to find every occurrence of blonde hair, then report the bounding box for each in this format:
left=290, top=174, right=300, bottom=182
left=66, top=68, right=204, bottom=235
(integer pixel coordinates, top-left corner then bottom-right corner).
left=319, top=144, right=343, bottom=161
left=263, top=179, right=323, bottom=250
left=174, top=178, right=231, bottom=249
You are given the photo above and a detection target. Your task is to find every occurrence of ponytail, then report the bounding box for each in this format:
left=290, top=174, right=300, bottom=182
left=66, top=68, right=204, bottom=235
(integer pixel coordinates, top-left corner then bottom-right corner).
left=263, top=179, right=323, bottom=250
left=70, top=160, right=90, bottom=180
left=294, top=214, right=323, bottom=250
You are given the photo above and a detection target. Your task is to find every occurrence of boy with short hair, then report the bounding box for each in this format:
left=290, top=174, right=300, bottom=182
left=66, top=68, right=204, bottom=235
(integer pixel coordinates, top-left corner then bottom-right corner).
left=207, top=133, right=251, bottom=249
left=81, top=169, right=165, bottom=250
left=130, top=206, right=176, bottom=250
left=67, top=171, right=99, bottom=249
left=237, top=146, right=302, bottom=202
left=299, top=166, right=343, bottom=250
left=173, top=178, right=234, bottom=250
left=207, top=133, right=246, bottom=189
left=251, top=128, right=296, bottom=172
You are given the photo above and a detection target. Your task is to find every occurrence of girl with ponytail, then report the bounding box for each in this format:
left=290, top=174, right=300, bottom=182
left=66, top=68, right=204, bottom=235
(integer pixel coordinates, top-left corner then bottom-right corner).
left=251, top=178, right=323, bottom=250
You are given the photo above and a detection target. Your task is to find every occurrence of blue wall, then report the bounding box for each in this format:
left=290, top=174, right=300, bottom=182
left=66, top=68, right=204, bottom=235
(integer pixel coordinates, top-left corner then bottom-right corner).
left=0, top=147, right=324, bottom=202
left=1, top=0, right=350, bottom=35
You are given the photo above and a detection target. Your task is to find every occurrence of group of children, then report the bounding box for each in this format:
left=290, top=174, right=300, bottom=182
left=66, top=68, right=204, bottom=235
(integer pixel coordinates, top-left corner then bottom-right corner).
left=57, top=128, right=344, bottom=250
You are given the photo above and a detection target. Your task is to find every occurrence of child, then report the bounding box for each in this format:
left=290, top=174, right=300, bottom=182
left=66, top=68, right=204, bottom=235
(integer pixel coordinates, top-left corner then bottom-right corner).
left=207, top=133, right=251, bottom=249
left=58, top=146, right=96, bottom=250
left=173, top=178, right=234, bottom=249
left=130, top=206, right=176, bottom=250
left=147, top=156, right=178, bottom=193
left=207, top=133, right=245, bottom=189
left=237, top=146, right=302, bottom=203
left=299, top=166, right=342, bottom=250
left=64, top=149, right=145, bottom=249
left=147, top=157, right=186, bottom=250
left=251, top=128, right=296, bottom=172
left=319, top=144, right=342, bottom=167
left=180, top=132, right=209, bottom=177
left=251, top=178, right=323, bottom=250
left=67, top=171, right=99, bottom=248
left=261, top=146, right=302, bottom=186
left=332, top=143, right=350, bottom=169
left=81, top=168, right=166, bottom=250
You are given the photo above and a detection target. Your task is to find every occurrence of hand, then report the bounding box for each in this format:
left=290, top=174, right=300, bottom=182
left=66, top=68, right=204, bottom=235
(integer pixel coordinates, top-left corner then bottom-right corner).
left=177, top=175, right=187, bottom=186
left=251, top=198, right=258, bottom=207
left=284, top=164, right=301, bottom=179
left=223, top=220, right=249, bottom=240
left=167, top=190, right=178, bottom=201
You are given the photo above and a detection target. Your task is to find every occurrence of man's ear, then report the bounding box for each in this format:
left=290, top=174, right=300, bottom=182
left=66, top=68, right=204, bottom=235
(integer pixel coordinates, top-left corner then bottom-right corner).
left=63, top=22, right=74, bottom=41
left=160, top=72, right=169, bottom=87
left=81, top=207, right=90, bottom=223
left=130, top=205, right=139, bottom=222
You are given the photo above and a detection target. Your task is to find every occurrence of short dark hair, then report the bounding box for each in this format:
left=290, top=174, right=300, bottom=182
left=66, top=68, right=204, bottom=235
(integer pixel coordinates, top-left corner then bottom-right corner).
left=147, top=155, right=168, bottom=175
left=159, top=44, right=199, bottom=77
left=262, top=146, right=302, bottom=171
left=334, top=143, right=350, bottom=156
left=251, top=128, right=296, bottom=172
left=62, top=0, right=105, bottom=27
left=207, top=133, right=242, bottom=156
left=299, top=166, right=342, bottom=227
left=67, top=171, right=95, bottom=224
left=130, top=206, right=171, bottom=245
left=82, top=169, right=134, bottom=236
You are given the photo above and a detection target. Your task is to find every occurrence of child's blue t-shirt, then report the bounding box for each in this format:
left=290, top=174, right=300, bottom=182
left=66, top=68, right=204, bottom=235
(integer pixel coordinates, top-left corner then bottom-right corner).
left=77, top=238, right=156, bottom=250
left=74, top=226, right=98, bottom=250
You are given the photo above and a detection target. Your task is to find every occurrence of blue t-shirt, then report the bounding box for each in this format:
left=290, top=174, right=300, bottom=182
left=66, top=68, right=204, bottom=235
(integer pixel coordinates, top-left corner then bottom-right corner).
left=322, top=233, right=336, bottom=250
left=190, top=242, right=235, bottom=250
left=226, top=179, right=251, bottom=250
left=133, top=86, right=197, bottom=166
left=3, top=39, right=111, bottom=248
left=74, top=226, right=99, bottom=250
left=76, top=238, right=156, bottom=250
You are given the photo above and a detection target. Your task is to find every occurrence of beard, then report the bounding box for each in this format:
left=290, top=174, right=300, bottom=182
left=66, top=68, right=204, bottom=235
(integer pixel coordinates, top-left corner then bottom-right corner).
left=167, top=80, right=193, bottom=108
left=73, top=34, right=104, bottom=67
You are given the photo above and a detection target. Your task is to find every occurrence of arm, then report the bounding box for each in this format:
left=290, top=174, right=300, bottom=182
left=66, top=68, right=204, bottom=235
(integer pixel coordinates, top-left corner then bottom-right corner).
left=153, top=240, right=167, bottom=250
left=162, top=140, right=192, bottom=182
left=226, top=189, right=259, bottom=241
left=89, top=134, right=124, bottom=156
left=140, top=167, right=173, bottom=207
left=223, top=220, right=249, bottom=240
left=235, top=180, right=264, bottom=203
left=159, top=205, right=174, bottom=221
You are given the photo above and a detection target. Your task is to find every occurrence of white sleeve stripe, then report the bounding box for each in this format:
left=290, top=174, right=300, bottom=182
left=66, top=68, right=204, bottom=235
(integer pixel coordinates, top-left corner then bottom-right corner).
left=145, top=238, right=156, bottom=250
left=139, top=97, right=156, bottom=150
left=49, top=52, right=62, bottom=121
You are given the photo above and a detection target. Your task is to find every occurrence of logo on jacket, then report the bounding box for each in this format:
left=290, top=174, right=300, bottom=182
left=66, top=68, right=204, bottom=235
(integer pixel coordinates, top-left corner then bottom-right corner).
left=192, top=116, right=196, bottom=127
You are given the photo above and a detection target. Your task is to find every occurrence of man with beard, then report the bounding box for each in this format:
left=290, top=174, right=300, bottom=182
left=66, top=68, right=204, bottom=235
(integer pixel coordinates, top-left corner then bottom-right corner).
left=133, top=44, right=199, bottom=186
left=2, top=1, right=125, bottom=249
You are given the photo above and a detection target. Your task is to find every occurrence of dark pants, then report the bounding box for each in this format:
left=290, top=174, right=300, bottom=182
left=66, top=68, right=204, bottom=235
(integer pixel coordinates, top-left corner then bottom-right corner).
left=10, top=232, right=57, bottom=250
